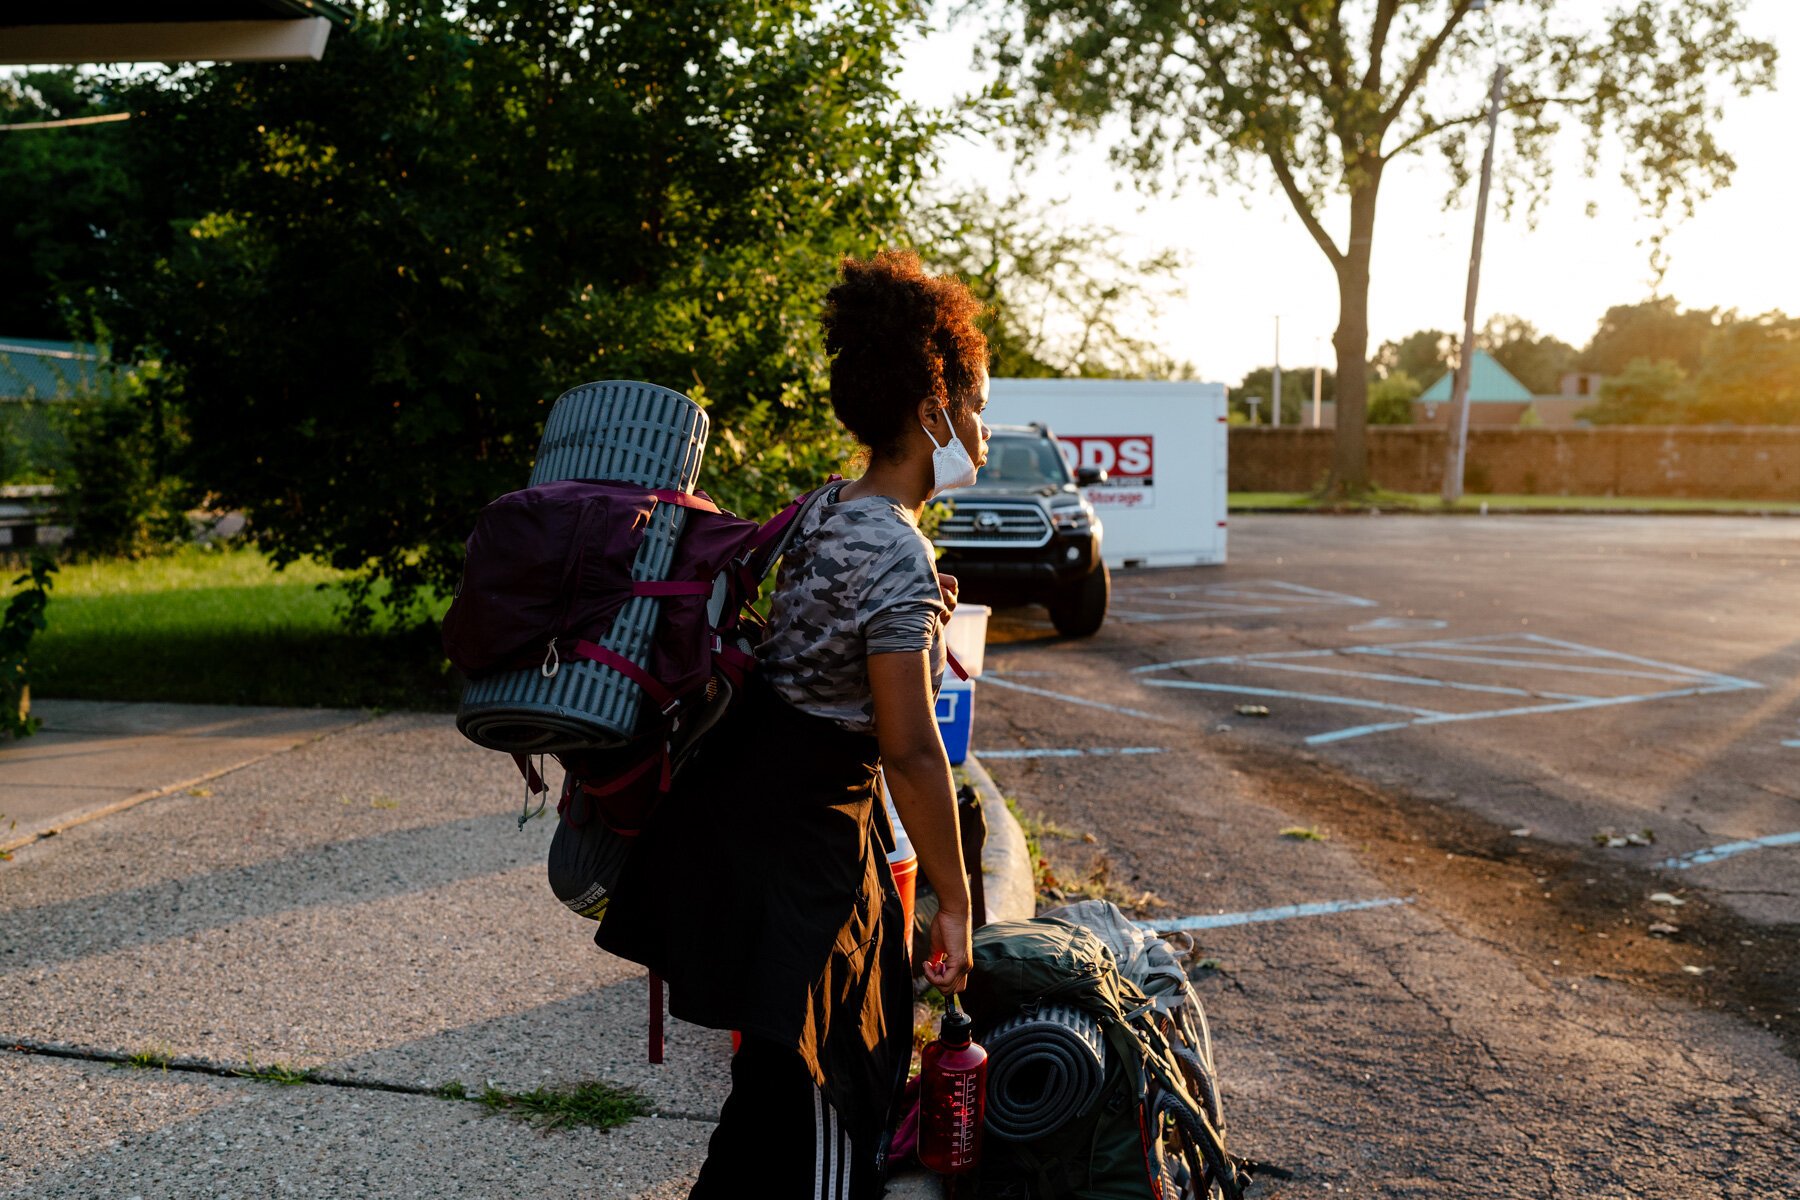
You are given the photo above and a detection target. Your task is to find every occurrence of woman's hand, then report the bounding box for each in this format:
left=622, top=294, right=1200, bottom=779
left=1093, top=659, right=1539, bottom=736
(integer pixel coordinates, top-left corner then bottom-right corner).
left=938, top=572, right=959, bottom=614
left=924, top=905, right=973, bottom=995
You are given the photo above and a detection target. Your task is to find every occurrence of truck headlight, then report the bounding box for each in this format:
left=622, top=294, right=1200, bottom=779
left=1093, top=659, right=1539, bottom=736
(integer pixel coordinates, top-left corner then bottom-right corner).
left=1050, top=507, right=1091, bottom=532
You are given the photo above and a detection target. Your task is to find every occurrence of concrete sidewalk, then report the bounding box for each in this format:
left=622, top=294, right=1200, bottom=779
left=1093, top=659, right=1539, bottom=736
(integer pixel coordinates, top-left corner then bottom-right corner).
left=1, top=700, right=367, bottom=851
left=0, top=703, right=1031, bottom=1198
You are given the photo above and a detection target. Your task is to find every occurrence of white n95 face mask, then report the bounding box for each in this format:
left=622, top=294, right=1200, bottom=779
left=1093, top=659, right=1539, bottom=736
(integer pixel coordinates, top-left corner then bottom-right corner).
left=922, top=414, right=978, bottom=498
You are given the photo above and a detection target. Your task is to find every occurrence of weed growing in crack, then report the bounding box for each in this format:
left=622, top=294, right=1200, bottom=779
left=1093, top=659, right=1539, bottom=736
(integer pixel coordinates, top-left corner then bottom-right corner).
left=476, top=1081, right=649, bottom=1131
left=1042, top=850, right=1169, bottom=915
left=233, top=1058, right=317, bottom=1086
left=122, top=1045, right=175, bottom=1071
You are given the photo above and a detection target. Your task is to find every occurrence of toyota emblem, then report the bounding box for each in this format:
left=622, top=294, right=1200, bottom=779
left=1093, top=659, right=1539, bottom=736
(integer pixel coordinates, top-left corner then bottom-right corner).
left=974, top=511, right=1004, bottom=531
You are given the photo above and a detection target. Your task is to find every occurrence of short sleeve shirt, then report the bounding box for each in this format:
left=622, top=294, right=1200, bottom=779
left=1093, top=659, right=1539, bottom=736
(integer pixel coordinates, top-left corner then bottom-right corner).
left=759, top=483, right=948, bottom=733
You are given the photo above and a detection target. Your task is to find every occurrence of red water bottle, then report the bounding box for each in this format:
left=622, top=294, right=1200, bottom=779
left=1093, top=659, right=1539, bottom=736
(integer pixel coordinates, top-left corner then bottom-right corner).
left=918, top=994, right=987, bottom=1176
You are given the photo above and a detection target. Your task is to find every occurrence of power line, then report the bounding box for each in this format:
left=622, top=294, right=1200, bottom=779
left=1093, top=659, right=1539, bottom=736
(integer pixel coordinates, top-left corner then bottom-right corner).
left=0, top=112, right=131, bottom=132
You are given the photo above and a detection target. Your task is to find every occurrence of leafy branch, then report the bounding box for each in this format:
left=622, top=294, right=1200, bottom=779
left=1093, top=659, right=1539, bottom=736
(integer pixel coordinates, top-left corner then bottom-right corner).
left=1, top=554, right=56, bottom=739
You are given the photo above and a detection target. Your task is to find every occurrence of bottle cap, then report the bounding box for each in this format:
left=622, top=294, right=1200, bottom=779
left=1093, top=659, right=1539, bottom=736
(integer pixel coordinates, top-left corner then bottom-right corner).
left=940, top=993, right=974, bottom=1046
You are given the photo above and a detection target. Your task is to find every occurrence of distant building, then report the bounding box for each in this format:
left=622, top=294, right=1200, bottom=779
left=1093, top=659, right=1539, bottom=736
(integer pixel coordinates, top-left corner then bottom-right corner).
left=1413, top=351, right=1591, bottom=429
left=1559, top=371, right=1605, bottom=398
left=0, top=339, right=102, bottom=546
left=0, top=338, right=118, bottom=402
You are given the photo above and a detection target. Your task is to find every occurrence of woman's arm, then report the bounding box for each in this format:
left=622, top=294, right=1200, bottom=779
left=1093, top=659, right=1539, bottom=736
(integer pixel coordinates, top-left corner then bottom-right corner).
left=869, top=648, right=973, bottom=994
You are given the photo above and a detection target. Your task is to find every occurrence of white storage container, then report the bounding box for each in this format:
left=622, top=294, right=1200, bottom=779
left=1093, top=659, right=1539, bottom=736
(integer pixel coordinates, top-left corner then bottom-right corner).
left=943, top=603, right=990, bottom=677
left=984, top=378, right=1229, bottom=567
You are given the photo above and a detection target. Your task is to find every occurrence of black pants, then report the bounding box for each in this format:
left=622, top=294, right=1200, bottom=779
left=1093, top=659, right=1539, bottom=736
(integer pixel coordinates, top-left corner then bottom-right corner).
left=690, top=1035, right=871, bottom=1199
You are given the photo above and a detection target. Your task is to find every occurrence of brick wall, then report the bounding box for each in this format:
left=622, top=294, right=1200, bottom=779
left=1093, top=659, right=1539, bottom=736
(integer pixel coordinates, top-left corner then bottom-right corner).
left=1228, top=427, right=1800, bottom=500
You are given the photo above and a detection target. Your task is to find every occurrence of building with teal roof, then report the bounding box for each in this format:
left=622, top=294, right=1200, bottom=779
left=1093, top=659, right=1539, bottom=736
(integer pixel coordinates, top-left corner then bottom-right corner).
left=1413, top=350, right=1590, bottom=429
left=0, top=338, right=120, bottom=402
left=1417, top=350, right=1533, bottom=405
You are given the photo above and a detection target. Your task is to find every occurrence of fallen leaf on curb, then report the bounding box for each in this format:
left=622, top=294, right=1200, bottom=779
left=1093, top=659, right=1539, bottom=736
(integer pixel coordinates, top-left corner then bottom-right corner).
left=1509, top=827, right=1532, bottom=838
left=1648, top=922, right=1680, bottom=936
left=1234, top=704, right=1271, bottom=717
left=1195, top=958, right=1224, bottom=971
left=1648, top=892, right=1687, bottom=907
left=1682, top=965, right=1711, bottom=976
left=1081, top=832, right=1098, bottom=844
left=1280, top=825, right=1328, bottom=842
left=187, top=788, right=212, bottom=798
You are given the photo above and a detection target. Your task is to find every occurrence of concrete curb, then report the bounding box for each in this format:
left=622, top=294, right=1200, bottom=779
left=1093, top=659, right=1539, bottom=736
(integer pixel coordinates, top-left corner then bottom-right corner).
left=888, top=753, right=1035, bottom=1199
left=961, top=753, right=1037, bottom=926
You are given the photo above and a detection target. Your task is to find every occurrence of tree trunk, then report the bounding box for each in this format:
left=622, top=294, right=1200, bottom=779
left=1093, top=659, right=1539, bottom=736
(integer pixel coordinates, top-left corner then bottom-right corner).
left=1328, top=180, right=1380, bottom=496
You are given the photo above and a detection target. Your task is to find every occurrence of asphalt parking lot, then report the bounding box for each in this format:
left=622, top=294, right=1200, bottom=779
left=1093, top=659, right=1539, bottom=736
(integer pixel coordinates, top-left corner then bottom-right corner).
left=974, top=514, right=1800, bottom=1197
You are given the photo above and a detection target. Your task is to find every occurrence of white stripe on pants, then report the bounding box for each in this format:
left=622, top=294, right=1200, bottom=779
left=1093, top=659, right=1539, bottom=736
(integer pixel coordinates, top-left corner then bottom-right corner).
left=813, top=1087, right=852, bottom=1200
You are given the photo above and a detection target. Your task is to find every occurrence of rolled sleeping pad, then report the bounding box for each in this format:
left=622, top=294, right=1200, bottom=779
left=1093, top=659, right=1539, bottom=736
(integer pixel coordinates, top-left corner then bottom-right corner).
left=981, top=1003, right=1108, bottom=1141
left=457, top=380, right=709, bottom=752
left=547, top=788, right=634, bottom=922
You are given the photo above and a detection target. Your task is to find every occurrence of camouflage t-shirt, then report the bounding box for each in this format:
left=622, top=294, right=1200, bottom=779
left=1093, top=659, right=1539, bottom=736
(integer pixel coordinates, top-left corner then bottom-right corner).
left=760, top=483, right=948, bottom=733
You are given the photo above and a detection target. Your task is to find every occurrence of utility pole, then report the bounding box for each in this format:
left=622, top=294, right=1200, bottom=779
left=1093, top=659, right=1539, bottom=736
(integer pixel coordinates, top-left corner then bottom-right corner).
left=1270, top=316, right=1282, bottom=428
left=1442, top=61, right=1507, bottom=505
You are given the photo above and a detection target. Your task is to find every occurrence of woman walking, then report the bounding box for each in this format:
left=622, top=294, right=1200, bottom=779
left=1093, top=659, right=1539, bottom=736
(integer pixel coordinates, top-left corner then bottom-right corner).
left=598, top=249, right=991, bottom=1197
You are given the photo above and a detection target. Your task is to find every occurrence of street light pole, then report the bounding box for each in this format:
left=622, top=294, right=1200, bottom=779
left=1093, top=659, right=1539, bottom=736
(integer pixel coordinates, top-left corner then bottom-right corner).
left=1441, top=61, right=1507, bottom=506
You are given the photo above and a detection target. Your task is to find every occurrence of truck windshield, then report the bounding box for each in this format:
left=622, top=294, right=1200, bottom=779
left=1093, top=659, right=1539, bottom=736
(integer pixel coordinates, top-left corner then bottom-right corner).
left=976, top=435, right=1071, bottom=486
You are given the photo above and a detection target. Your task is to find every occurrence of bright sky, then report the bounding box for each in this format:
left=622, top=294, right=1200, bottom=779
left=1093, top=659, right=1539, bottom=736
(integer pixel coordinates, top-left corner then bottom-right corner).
left=896, top=0, right=1800, bottom=385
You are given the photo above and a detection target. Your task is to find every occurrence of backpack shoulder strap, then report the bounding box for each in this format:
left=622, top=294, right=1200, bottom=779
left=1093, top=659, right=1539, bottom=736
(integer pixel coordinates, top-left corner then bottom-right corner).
left=743, top=476, right=840, bottom=585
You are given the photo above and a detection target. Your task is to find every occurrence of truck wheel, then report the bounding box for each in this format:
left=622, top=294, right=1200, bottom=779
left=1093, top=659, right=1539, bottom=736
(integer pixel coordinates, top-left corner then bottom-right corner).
left=1049, top=563, right=1109, bottom=638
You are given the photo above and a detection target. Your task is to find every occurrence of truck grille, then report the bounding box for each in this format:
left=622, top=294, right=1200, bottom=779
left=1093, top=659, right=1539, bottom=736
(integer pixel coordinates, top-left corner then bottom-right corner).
left=935, top=502, right=1052, bottom=548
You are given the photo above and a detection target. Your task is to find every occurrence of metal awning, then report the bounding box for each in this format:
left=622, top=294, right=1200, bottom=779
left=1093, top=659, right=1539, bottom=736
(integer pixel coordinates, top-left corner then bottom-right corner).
left=0, top=1, right=355, bottom=66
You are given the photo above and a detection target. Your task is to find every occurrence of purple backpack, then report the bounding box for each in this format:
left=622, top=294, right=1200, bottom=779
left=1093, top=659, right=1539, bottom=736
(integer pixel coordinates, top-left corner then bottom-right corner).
left=443, top=478, right=827, bottom=835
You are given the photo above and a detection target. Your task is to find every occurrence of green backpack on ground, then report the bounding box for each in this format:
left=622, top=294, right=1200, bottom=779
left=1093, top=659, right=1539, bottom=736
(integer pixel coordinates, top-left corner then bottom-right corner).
left=961, top=916, right=1245, bottom=1200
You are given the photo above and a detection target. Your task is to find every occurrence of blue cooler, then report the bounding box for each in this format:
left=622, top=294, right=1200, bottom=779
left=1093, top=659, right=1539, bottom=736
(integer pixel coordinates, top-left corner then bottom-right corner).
left=936, top=677, right=975, bottom=765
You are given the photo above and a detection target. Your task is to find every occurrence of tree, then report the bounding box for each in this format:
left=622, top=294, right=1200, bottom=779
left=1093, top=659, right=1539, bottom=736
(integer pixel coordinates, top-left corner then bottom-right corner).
left=1368, top=369, right=1422, bottom=423
left=911, top=188, right=1192, bottom=379
left=986, top=0, right=1776, bottom=494
left=1577, top=358, right=1693, bottom=425
left=0, top=72, right=146, bottom=340
left=1580, top=297, right=1723, bottom=376
left=1372, top=315, right=1569, bottom=398
left=1372, top=328, right=1453, bottom=388
left=97, top=1, right=934, bottom=618
left=1691, top=312, right=1800, bottom=425
left=1233, top=363, right=1335, bottom=425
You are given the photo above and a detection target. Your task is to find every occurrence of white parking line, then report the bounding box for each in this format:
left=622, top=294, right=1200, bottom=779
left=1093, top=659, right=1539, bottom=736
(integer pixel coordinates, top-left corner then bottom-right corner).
left=1132, top=633, right=1762, bottom=745
left=1660, top=831, right=1800, bottom=870
left=981, top=675, right=1186, bottom=725
left=1140, top=896, right=1413, bottom=933
left=1110, top=579, right=1378, bottom=624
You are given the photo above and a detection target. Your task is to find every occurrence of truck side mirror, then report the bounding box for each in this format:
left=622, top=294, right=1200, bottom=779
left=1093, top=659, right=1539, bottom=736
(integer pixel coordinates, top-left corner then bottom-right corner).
left=1075, top=466, right=1108, bottom=486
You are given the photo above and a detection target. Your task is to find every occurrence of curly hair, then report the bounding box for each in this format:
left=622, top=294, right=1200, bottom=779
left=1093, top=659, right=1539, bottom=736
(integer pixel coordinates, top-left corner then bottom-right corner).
left=821, top=249, right=989, bottom=460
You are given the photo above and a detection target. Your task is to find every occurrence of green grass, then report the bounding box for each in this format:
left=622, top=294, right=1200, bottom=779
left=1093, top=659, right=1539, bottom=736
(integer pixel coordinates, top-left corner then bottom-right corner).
left=1230, top=491, right=1800, bottom=514
left=24, top=544, right=459, bottom=710
left=475, top=1081, right=650, bottom=1131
